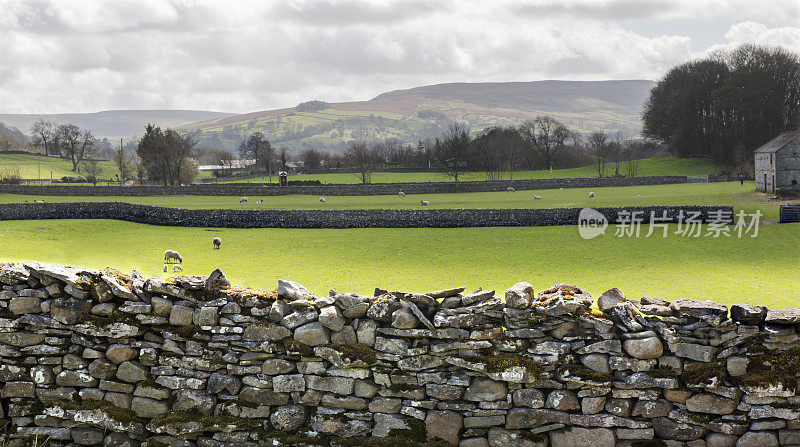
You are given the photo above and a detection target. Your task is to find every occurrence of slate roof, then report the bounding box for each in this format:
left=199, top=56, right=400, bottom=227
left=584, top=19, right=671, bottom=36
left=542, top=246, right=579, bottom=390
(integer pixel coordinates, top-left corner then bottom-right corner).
left=754, top=130, right=800, bottom=153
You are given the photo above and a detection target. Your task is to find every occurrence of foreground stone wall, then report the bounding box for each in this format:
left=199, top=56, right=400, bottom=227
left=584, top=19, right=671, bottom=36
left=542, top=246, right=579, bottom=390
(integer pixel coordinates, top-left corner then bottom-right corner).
left=0, top=262, right=798, bottom=447
left=0, top=203, right=733, bottom=228
left=0, top=175, right=690, bottom=196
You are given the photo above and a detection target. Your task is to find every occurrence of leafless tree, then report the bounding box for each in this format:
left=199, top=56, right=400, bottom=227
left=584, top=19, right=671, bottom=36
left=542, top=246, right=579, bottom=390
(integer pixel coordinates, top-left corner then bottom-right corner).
left=81, top=159, right=103, bottom=185
left=434, top=122, right=472, bottom=184
left=57, top=124, right=95, bottom=172
left=519, top=116, right=576, bottom=171
left=586, top=131, right=610, bottom=178
left=30, top=119, right=55, bottom=156
left=344, top=140, right=378, bottom=184
left=112, top=142, right=132, bottom=185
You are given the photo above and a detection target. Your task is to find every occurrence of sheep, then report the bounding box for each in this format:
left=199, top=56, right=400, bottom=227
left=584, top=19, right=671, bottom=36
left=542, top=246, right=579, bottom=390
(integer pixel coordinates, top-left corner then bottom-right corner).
left=163, top=264, right=168, bottom=272
left=398, top=191, right=406, bottom=197
left=507, top=187, right=515, bottom=192
left=164, top=250, right=182, bottom=264
left=240, top=197, right=248, bottom=203
left=635, top=194, right=641, bottom=197
left=320, top=197, right=326, bottom=203
left=533, top=195, right=543, bottom=200
left=33, top=200, right=44, bottom=204
left=256, top=200, right=263, bottom=204
left=173, top=265, right=183, bottom=272
left=589, top=192, right=595, bottom=198
left=212, top=237, right=221, bottom=249
left=420, top=200, right=429, bottom=206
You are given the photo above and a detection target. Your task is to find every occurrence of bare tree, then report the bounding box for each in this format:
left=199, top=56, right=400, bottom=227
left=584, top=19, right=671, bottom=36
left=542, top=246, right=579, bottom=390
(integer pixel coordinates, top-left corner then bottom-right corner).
left=344, top=140, right=378, bottom=184
left=519, top=116, right=576, bottom=171
left=434, top=122, right=472, bottom=184
left=81, top=160, right=103, bottom=185
left=57, top=124, right=94, bottom=172
left=586, top=131, right=610, bottom=178
left=30, top=119, right=55, bottom=156
left=112, top=141, right=132, bottom=185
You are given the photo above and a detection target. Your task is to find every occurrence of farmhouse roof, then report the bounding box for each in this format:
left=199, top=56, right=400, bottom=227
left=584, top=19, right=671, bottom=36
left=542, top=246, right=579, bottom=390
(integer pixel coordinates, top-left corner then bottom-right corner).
left=754, top=130, right=800, bottom=153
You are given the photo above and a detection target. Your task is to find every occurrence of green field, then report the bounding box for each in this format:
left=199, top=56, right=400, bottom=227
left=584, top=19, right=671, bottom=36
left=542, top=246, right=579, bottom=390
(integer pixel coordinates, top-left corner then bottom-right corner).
left=1, top=219, right=797, bottom=308
left=0, top=182, right=782, bottom=221
left=219, top=157, right=720, bottom=184
left=0, top=153, right=118, bottom=179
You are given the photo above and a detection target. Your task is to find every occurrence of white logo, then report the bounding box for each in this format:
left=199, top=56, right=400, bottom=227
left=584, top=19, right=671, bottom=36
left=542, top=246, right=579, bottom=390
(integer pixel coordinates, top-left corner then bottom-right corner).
left=578, top=208, right=608, bottom=239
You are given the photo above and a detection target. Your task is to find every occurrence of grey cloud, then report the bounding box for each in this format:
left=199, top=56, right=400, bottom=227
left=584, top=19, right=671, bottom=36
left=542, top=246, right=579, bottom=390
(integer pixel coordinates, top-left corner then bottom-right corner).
left=268, top=0, right=446, bottom=26
left=515, top=0, right=675, bottom=21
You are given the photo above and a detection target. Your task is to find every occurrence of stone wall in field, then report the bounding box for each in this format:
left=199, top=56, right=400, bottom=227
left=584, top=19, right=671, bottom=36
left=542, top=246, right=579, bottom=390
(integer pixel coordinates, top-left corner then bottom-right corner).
left=0, top=202, right=733, bottom=228
left=1, top=262, right=799, bottom=446
left=0, top=175, right=690, bottom=196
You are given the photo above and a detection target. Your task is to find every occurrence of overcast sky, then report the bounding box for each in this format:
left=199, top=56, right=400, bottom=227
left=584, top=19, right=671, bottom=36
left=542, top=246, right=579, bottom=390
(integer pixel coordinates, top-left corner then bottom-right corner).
left=1, top=0, right=799, bottom=114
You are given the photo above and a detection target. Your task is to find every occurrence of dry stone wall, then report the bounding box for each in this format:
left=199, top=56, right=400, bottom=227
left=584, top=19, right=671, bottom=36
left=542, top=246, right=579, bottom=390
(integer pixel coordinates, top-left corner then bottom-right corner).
left=0, top=262, right=798, bottom=447
left=0, top=175, right=690, bottom=197
left=0, top=203, right=733, bottom=229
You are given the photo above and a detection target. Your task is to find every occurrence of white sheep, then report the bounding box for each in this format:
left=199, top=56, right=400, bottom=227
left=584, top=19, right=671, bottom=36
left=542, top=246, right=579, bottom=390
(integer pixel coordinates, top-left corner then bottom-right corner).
left=173, top=265, right=183, bottom=272
left=213, top=237, right=221, bottom=249
left=163, top=264, right=168, bottom=272
left=240, top=197, right=248, bottom=203
left=320, top=197, right=326, bottom=203
left=589, top=192, right=595, bottom=198
left=533, top=195, right=543, bottom=200
left=256, top=200, right=263, bottom=203
left=33, top=200, right=44, bottom=204
left=420, top=200, right=429, bottom=206
left=164, top=250, right=182, bottom=264
left=507, top=187, right=515, bottom=192
left=398, top=191, right=406, bottom=197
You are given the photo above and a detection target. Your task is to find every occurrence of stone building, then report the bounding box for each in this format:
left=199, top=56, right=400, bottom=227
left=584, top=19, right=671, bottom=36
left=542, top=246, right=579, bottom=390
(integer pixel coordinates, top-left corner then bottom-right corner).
left=754, top=130, right=800, bottom=193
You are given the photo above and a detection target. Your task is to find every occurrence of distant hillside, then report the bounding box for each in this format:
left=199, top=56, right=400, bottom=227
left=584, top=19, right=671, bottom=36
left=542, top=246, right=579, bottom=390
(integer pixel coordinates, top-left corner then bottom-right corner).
left=0, top=110, right=237, bottom=140
left=178, top=80, right=654, bottom=153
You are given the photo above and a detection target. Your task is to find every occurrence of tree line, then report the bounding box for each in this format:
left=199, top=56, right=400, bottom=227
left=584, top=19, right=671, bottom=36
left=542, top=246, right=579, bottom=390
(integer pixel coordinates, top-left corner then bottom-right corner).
left=237, top=116, right=657, bottom=184
left=643, top=44, right=800, bottom=172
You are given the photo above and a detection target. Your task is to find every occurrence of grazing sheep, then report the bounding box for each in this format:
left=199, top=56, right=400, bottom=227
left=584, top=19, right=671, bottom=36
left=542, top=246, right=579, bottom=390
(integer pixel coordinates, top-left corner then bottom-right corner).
left=33, top=200, right=44, bottom=204
left=507, top=187, right=515, bottom=192
left=398, top=191, right=406, bottom=197
left=320, top=197, right=326, bottom=203
left=213, top=237, right=221, bottom=249
left=589, top=192, right=595, bottom=198
left=421, top=200, right=429, bottom=206
left=256, top=200, right=263, bottom=203
left=559, top=188, right=563, bottom=190
left=240, top=197, right=248, bottom=203
left=164, top=250, right=182, bottom=264
left=173, top=265, right=183, bottom=272
left=635, top=194, right=641, bottom=197
left=533, top=195, right=543, bottom=200
left=163, top=264, right=168, bottom=272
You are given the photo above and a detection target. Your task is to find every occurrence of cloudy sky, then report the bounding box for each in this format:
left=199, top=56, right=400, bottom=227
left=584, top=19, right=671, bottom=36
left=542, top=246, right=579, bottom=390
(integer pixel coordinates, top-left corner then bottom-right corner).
left=1, top=0, right=799, bottom=114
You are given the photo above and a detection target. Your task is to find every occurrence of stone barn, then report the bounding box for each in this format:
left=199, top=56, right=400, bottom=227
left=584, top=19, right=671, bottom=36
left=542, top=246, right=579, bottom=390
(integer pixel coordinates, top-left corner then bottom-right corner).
left=754, top=130, right=800, bottom=193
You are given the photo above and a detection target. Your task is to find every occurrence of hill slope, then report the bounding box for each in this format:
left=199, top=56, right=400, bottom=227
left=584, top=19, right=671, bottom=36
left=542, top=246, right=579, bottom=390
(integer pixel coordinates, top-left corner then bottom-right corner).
left=0, top=110, right=237, bottom=140
left=179, top=80, right=654, bottom=153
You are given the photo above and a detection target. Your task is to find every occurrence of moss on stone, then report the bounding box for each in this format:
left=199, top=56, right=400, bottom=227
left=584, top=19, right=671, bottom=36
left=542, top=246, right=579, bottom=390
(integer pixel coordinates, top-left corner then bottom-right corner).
left=461, top=351, right=543, bottom=377
left=284, top=339, right=314, bottom=356
left=682, top=362, right=727, bottom=387
left=386, top=417, right=426, bottom=443
left=678, top=409, right=713, bottom=424
left=330, top=343, right=378, bottom=365
left=648, top=366, right=680, bottom=379
left=48, top=399, right=142, bottom=425
left=76, top=309, right=138, bottom=327
left=149, top=411, right=259, bottom=432
left=558, top=364, right=612, bottom=383
left=388, top=383, right=419, bottom=393
left=738, top=347, right=800, bottom=391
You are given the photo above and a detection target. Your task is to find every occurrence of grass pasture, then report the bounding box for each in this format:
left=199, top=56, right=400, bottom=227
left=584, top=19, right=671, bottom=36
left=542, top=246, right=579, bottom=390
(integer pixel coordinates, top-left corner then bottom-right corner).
left=0, top=153, right=118, bottom=180
left=221, top=157, right=720, bottom=184
left=0, top=182, right=783, bottom=221
left=1, top=219, right=797, bottom=308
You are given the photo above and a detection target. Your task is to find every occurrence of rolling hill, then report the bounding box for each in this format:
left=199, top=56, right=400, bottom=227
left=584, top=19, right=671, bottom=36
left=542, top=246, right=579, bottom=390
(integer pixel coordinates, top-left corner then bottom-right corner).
left=0, top=110, right=237, bottom=140
left=177, top=79, right=655, bottom=153
left=0, top=80, right=655, bottom=154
